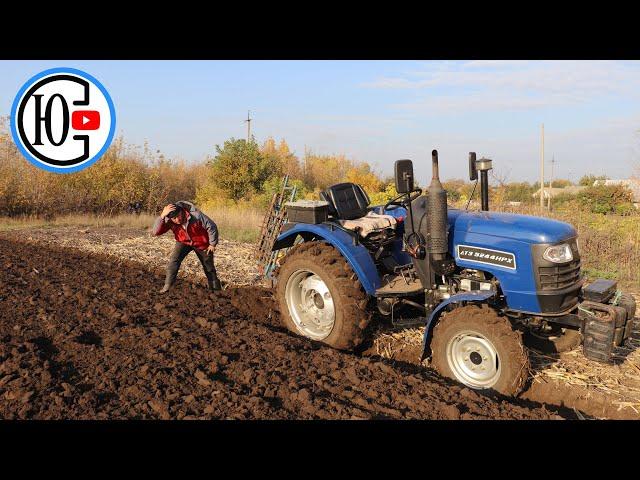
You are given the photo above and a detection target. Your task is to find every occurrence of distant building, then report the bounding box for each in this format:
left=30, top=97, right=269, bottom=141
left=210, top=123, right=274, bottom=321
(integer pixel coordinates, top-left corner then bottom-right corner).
left=532, top=185, right=586, bottom=200
left=593, top=179, right=640, bottom=206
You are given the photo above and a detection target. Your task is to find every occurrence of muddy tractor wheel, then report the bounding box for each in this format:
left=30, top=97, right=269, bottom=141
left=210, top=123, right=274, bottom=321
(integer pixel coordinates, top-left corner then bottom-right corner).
left=275, top=241, right=372, bottom=350
left=431, top=305, right=529, bottom=396
left=523, top=325, right=582, bottom=354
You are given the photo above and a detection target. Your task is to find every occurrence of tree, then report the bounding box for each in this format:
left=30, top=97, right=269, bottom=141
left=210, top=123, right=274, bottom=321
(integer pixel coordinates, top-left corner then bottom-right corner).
left=345, top=162, right=383, bottom=197
left=260, top=137, right=302, bottom=181
left=302, top=152, right=354, bottom=190
left=277, top=139, right=303, bottom=180
left=369, top=182, right=399, bottom=206
left=579, top=174, right=608, bottom=186
left=206, top=137, right=266, bottom=201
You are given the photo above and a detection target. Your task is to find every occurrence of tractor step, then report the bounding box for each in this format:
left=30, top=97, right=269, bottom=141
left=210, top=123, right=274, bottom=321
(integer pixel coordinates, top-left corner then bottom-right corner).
left=376, top=274, right=423, bottom=297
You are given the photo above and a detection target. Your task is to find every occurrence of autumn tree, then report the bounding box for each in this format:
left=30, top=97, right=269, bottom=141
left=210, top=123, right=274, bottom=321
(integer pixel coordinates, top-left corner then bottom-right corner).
left=204, top=138, right=261, bottom=201
left=345, top=162, right=383, bottom=196
left=302, top=151, right=354, bottom=191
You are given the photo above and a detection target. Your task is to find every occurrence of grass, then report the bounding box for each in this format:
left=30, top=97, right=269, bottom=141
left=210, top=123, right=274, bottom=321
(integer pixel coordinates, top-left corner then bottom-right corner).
left=0, top=206, right=265, bottom=244
left=2, top=203, right=638, bottom=287
left=201, top=205, right=263, bottom=243
left=0, top=213, right=156, bottom=231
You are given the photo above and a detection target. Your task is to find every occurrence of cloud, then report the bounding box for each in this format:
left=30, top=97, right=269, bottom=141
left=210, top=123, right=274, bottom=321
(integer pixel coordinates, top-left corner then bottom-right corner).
left=393, top=91, right=571, bottom=113
left=361, top=61, right=640, bottom=112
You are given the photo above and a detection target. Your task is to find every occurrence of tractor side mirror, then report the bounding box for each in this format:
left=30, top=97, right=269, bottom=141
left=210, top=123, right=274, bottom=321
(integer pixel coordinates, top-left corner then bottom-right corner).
left=469, top=152, right=478, bottom=181
left=394, top=159, right=414, bottom=194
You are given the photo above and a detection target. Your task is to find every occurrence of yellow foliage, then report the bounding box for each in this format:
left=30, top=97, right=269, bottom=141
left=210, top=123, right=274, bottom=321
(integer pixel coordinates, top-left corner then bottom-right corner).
left=0, top=118, right=200, bottom=217
left=345, top=163, right=383, bottom=196
left=369, top=183, right=399, bottom=206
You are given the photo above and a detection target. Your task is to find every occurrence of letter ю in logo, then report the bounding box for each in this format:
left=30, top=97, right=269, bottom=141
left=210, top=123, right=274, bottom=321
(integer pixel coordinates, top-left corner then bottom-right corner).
left=10, top=68, right=116, bottom=174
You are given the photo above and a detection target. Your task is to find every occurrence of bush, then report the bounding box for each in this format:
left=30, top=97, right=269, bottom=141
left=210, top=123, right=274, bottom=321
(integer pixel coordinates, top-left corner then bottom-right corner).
left=550, top=192, right=579, bottom=208
left=503, top=182, right=537, bottom=203
left=576, top=184, right=635, bottom=215
left=578, top=174, right=608, bottom=186
left=615, top=202, right=636, bottom=216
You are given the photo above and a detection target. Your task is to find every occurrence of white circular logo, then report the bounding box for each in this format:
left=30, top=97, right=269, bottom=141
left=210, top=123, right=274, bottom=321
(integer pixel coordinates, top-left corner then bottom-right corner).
left=10, top=68, right=116, bottom=174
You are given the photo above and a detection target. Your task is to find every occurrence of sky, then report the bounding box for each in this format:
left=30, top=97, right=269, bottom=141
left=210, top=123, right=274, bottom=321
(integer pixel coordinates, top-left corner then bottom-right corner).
left=1, top=60, right=639, bottom=184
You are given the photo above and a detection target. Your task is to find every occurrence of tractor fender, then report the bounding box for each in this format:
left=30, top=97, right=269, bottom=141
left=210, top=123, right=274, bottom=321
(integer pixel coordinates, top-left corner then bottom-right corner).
left=272, top=223, right=381, bottom=295
left=421, top=290, right=496, bottom=360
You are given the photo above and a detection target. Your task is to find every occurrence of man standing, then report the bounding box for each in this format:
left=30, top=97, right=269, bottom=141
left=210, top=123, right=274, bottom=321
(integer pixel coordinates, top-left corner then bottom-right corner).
left=153, top=201, right=222, bottom=293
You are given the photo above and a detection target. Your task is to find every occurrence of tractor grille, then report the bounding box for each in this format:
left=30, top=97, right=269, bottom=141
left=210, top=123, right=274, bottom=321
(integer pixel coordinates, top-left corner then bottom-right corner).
left=538, top=260, right=582, bottom=290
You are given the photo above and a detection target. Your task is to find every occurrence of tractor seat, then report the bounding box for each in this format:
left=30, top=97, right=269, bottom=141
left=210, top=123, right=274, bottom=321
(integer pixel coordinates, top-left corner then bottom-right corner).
left=321, top=182, right=397, bottom=237
left=338, top=211, right=397, bottom=237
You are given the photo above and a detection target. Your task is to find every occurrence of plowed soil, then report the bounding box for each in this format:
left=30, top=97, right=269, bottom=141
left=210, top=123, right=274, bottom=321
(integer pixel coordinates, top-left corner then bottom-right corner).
left=0, top=239, right=569, bottom=419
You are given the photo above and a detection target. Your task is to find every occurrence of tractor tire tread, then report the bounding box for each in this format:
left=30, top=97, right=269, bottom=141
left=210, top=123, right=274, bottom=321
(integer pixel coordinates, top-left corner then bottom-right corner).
left=431, top=304, right=529, bottom=396
left=275, top=241, right=372, bottom=350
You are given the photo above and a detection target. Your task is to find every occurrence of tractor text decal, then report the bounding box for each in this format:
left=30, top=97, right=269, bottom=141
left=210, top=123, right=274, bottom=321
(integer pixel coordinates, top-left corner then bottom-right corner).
left=456, top=245, right=517, bottom=270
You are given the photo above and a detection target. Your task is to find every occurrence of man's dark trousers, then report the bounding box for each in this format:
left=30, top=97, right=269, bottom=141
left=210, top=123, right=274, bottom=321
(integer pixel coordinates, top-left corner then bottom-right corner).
left=165, top=242, right=221, bottom=290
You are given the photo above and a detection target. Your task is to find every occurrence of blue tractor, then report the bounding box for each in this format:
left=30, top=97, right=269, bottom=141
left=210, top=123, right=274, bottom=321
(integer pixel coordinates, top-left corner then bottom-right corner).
left=258, top=151, right=636, bottom=396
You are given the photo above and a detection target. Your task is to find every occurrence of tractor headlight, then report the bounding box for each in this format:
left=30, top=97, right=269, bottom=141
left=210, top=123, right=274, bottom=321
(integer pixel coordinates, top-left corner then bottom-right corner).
left=543, top=243, right=573, bottom=264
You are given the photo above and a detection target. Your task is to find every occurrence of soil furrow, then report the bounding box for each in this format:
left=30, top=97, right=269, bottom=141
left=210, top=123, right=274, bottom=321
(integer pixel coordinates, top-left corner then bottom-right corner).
left=0, top=238, right=568, bottom=419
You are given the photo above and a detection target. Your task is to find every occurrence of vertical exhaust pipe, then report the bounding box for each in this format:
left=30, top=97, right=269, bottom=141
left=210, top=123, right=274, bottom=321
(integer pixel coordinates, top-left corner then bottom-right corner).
left=427, top=150, right=448, bottom=261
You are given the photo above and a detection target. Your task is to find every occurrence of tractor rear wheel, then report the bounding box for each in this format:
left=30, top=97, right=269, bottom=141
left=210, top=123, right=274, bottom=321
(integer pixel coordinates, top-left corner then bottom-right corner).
left=431, top=304, right=529, bottom=396
left=275, top=241, right=372, bottom=350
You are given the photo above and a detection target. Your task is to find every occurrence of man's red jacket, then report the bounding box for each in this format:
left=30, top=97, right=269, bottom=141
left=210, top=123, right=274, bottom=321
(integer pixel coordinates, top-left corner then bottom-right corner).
left=153, top=201, right=218, bottom=251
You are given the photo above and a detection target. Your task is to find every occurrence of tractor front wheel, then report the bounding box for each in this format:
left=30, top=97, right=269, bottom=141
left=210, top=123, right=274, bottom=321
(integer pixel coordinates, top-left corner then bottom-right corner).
left=275, top=241, right=371, bottom=350
left=431, top=305, right=529, bottom=396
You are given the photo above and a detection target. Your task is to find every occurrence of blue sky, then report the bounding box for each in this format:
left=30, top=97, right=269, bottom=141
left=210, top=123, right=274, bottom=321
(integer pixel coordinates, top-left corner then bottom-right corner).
left=1, top=60, right=639, bottom=183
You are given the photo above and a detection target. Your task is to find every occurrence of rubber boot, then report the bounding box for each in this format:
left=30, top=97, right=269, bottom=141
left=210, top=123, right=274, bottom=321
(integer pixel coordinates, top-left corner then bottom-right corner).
left=208, top=277, right=222, bottom=292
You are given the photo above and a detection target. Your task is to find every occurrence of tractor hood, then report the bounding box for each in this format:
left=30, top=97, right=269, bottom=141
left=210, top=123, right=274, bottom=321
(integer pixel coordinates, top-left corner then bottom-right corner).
left=449, top=209, right=577, bottom=244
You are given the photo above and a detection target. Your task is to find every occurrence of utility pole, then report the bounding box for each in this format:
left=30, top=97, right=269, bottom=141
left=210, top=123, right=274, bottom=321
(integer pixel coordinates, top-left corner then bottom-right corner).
left=548, top=155, right=555, bottom=210
left=540, top=123, right=545, bottom=209
left=244, top=110, right=252, bottom=142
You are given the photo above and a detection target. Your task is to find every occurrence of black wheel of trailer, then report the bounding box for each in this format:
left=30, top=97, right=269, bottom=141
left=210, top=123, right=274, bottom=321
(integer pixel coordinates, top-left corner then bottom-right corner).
left=275, top=241, right=372, bottom=350
left=431, top=304, right=529, bottom=396
left=523, top=324, right=582, bottom=354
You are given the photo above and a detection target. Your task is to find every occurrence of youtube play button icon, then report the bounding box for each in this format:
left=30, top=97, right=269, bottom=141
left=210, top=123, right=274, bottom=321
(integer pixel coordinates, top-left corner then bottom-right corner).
left=72, top=110, right=100, bottom=130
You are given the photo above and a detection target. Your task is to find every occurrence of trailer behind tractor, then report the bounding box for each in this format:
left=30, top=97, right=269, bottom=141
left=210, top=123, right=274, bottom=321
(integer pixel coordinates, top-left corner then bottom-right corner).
left=256, top=151, right=636, bottom=395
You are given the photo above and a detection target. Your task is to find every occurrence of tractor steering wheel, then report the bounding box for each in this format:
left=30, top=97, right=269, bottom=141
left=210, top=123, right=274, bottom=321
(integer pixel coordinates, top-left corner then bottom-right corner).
left=383, top=189, right=422, bottom=212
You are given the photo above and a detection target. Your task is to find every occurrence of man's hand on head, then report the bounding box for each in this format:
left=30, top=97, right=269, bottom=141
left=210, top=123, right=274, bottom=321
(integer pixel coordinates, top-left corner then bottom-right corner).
left=161, top=204, right=176, bottom=218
